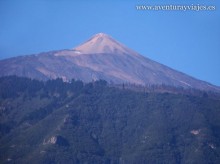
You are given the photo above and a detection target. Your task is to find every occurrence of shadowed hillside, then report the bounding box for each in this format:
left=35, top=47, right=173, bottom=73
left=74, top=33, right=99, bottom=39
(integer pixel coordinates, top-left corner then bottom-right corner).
left=0, top=76, right=220, bottom=163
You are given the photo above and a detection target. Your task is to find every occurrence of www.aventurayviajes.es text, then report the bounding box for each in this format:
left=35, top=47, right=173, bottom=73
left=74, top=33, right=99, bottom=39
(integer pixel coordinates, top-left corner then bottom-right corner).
left=136, top=4, right=216, bottom=11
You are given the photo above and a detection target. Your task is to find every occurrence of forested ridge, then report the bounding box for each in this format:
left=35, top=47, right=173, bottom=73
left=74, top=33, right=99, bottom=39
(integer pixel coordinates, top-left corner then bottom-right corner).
left=0, top=76, right=220, bottom=163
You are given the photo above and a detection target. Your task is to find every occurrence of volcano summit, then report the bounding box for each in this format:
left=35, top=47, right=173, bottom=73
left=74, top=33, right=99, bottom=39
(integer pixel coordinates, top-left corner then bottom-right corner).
left=73, top=33, right=138, bottom=55
left=0, top=33, right=219, bottom=92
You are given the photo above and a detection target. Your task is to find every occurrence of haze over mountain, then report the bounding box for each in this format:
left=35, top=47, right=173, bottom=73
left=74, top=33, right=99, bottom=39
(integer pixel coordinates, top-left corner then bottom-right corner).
left=0, top=33, right=219, bottom=92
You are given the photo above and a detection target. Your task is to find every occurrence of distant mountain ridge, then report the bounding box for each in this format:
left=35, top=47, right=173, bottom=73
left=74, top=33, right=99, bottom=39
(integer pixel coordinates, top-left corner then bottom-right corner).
left=0, top=33, right=219, bottom=92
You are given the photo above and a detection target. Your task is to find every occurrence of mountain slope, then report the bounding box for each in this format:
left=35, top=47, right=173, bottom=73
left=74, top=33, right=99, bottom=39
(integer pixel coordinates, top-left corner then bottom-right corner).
left=0, top=33, right=219, bottom=92
left=0, top=76, right=220, bottom=163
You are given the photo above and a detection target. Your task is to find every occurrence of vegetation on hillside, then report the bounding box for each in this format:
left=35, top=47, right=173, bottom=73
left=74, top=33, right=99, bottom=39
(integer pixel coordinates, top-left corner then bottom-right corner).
left=0, top=76, right=220, bottom=163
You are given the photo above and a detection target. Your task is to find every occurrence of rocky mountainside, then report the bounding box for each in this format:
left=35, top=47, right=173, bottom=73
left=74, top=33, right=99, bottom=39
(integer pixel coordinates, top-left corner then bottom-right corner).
left=0, top=33, right=219, bottom=92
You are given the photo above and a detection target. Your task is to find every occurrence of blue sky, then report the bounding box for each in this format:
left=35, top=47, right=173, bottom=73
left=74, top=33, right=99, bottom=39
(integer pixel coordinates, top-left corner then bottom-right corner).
left=0, top=0, right=220, bottom=86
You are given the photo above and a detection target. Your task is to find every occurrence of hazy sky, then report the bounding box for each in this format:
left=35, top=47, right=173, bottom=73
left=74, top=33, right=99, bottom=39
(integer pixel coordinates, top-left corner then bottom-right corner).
left=0, top=0, right=220, bottom=86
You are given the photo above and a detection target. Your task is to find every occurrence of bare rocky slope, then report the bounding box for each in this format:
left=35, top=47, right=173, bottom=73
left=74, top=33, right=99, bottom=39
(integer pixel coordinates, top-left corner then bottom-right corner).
left=0, top=33, right=219, bottom=92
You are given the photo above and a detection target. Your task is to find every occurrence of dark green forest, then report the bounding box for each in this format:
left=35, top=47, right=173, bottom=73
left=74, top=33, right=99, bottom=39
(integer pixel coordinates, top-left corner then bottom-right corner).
left=0, top=76, right=220, bottom=164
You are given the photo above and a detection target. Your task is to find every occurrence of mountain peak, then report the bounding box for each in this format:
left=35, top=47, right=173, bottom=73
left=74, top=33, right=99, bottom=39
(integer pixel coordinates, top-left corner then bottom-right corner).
left=93, top=32, right=110, bottom=38
left=73, top=33, right=138, bottom=55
